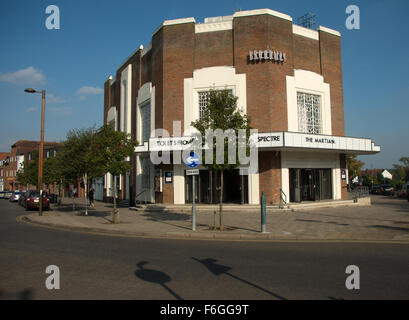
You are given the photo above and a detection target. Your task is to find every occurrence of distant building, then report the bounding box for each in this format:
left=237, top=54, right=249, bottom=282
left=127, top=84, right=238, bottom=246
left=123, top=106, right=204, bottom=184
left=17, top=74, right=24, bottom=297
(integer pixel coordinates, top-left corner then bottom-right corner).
left=381, top=170, right=393, bottom=181
left=0, top=140, right=60, bottom=191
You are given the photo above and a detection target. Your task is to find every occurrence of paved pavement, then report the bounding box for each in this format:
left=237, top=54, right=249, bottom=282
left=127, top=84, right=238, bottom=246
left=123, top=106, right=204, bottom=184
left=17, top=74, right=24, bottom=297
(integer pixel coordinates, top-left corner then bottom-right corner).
left=20, top=195, right=409, bottom=242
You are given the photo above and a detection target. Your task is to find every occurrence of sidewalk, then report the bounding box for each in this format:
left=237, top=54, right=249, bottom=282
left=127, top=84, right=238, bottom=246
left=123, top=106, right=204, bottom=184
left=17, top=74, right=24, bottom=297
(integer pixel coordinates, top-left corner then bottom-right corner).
left=20, top=196, right=409, bottom=242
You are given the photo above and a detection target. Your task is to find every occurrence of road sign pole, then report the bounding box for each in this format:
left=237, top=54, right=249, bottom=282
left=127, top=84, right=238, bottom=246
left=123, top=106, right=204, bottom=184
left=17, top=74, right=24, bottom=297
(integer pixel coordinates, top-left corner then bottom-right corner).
left=261, top=191, right=266, bottom=233
left=185, top=151, right=200, bottom=232
left=192, top=174, right=196, bottom=231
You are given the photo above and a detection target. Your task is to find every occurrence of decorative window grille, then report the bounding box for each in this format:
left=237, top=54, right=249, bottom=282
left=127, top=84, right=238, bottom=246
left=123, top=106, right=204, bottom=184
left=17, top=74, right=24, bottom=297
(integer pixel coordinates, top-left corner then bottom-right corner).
left=297, top=92, right=322, bottom=134
left=198, top=90, right=233, bottom=118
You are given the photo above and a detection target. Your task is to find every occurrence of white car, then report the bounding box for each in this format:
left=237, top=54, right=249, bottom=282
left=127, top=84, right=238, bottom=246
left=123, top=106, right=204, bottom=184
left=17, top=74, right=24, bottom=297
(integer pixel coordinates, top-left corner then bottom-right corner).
left=9, top=192, right=22, bottom=202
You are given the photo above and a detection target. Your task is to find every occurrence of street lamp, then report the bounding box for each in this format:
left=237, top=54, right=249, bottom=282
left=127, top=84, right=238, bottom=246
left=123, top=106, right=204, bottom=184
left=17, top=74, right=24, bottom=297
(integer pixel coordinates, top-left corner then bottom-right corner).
left=24, top=88, right=45, bottom=216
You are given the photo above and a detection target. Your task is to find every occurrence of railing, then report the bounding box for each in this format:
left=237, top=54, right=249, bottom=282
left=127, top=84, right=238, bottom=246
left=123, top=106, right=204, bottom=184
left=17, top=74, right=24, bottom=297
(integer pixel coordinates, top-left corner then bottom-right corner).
left=280, top=189, right=287, bottom=209
left=134, top=189, right=149, bottom=205
left=353, top=186, right=370, bottom=201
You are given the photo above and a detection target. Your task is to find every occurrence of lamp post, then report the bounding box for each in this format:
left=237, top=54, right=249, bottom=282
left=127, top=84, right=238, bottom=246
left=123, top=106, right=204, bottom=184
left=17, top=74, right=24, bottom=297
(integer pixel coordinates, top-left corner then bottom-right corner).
left=24, top=88, right=45, bottom=216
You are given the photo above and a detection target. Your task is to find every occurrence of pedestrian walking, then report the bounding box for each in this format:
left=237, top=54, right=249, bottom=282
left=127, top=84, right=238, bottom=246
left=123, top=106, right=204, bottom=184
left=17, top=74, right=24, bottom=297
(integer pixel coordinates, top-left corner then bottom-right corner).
left=89, top=187, right=94, bottom=207
left=407, top=184, right=409, bottom=202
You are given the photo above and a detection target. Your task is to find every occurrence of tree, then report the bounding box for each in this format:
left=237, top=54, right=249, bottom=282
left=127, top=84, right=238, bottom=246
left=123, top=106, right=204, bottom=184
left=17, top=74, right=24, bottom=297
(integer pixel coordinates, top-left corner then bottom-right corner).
left=191, top=90, right=252, bottom=230
left=93, top=123, right=137, bottom=224
left=58, top=127, right=105, bottom=215
left=391, top=157, right=409, bottom=188
left=346, top=154, right=364, bottom=183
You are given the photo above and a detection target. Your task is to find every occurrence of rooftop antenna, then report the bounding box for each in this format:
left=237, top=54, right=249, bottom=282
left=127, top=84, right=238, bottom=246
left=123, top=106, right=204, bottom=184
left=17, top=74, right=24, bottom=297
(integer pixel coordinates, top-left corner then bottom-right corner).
left=296, top=12, right=316, bottom=30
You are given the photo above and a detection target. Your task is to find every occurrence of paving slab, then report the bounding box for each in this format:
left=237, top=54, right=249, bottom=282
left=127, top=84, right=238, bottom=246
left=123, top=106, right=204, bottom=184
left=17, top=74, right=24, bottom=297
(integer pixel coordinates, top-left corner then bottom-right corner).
left=20, top=195, right=409, bottom=243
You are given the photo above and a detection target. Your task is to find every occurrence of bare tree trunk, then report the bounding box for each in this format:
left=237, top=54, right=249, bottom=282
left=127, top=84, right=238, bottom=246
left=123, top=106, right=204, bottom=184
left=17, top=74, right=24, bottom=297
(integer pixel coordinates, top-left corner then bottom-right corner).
left=113, top=175, right=119, bottom=224
left=219, top=169, right=224, bottom=231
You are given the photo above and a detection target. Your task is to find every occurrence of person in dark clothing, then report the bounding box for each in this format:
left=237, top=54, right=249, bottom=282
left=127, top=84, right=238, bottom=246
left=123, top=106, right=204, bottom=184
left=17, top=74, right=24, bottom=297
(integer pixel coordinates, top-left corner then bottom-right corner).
left=89, top=187, right=94, bottom=207
left=407, top=184, right=409, bottom=202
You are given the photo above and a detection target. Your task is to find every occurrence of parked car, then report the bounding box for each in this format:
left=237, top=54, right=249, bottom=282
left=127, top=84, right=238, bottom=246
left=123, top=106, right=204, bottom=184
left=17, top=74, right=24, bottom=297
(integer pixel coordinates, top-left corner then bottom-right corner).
left=369, top=185, right=381, bottom=195
left=3, top=191, right=14, bottom=200
left=397, top=183, right=408, bottom=198
left=24, top=190, right=50, bottom=211
left=0, top=191, right=5, bottom=199
left=380, top=184, right=394, bottom=195
left=9, top=191, right=22, bottom=202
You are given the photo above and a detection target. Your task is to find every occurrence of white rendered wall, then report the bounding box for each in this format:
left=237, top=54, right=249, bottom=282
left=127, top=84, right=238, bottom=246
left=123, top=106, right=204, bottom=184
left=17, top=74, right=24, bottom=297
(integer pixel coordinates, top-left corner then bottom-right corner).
left=184, top=66, right=247, bottom=135
left=173, top=165, right=185, bottom=204
left=281, top=151, right=342, bottom=201
left=120, top=64, right=132, bottom=135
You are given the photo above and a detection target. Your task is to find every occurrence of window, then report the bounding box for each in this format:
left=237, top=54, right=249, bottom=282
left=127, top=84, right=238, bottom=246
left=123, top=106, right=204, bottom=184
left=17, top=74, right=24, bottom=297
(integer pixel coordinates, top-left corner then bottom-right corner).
left=198, top=90, right=233, bottom=118
left=141, top=157, right=151, bottom=189
left=141, top=103, right=151, bottom=143
left=297, top=92, right=322, bottom=134
left=28, top=153, right=32, bottom=161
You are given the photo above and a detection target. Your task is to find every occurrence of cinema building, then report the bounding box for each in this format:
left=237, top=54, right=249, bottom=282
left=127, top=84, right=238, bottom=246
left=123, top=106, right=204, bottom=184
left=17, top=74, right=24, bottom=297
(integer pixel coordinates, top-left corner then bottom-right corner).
left=103, top=8, right=380, bottom=206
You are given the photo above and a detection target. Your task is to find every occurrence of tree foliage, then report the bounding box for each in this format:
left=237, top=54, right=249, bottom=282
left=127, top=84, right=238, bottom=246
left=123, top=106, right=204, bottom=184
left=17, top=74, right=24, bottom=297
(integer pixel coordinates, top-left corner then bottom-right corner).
left=346, top=154, right=364, bottom=180
left=93, top=123, right=137, bottom=176
left=191, top=90, right=252, bottom=171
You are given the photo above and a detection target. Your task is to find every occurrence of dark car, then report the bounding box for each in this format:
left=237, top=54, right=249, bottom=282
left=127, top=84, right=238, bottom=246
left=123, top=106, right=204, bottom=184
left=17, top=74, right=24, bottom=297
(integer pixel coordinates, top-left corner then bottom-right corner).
left=381, top=184, right=394, bottom=195
left=0, top=191, right=5, bottom=199
left=369, top=185, right=381, bottom=195
left=24, top=191, right=50, bottom=211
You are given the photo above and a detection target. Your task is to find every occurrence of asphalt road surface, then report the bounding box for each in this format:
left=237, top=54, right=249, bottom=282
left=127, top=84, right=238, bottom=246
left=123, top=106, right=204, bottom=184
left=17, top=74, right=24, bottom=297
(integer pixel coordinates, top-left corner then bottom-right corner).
left=1, top=199, right=408, bottom=300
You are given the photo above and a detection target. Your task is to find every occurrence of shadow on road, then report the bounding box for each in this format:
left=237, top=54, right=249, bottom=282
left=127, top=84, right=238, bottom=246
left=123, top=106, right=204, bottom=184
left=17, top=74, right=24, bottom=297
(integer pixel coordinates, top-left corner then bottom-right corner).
left=295, top=219, right=349, bottom=226
left=134, top=261, right=182, bottom=300
left=191, top=257, right=287, bottom=300
left=369, top=225, right=409, bottom=233
left=0, top=288, right=34, bottom=300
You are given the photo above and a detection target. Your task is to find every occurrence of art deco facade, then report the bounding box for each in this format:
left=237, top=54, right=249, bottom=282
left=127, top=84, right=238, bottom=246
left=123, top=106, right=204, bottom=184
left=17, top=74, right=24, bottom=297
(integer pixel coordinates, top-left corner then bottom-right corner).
left=103, top=8, right=380, bottom=205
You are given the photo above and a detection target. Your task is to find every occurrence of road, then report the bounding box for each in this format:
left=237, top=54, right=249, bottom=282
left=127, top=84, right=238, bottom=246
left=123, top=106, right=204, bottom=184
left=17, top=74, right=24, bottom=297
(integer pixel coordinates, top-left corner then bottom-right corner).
left=0, top=199, right=408, bottom=300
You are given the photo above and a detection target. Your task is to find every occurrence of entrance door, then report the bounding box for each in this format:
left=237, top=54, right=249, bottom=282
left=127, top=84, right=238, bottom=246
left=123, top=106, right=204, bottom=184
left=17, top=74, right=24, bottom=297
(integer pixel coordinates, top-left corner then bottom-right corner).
left=186, top=170, right=248, bottom=204
left=289, top=168, right=333, bottom=202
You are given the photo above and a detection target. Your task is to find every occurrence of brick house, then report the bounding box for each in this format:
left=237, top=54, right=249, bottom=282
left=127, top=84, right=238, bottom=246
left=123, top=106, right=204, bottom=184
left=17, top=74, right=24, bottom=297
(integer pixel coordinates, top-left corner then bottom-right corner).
left=0, top=140, right=60, bottom=192
left=102, top=8, right=380, bottom=205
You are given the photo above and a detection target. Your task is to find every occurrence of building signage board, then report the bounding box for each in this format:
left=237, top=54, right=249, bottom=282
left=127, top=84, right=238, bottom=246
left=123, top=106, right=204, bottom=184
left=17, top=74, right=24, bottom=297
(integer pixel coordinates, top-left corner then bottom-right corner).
left=254, top=132, right=283, bottom=148
left=249, top=50, right=286, bottom=62
left=149, top=136, right=199, bottom=152
left=283, top=132, right=373, bottom=152
left=147, top=132, right=377, bottom=154
left=186, top=169, right=199, bottom=176
left=164, top=171, right=173, bottom=184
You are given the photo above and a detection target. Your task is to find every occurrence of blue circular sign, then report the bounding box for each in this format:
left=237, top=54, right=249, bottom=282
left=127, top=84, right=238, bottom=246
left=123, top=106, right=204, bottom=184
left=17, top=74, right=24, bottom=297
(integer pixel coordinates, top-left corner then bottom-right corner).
left=185, top=152, right=200, bottom=168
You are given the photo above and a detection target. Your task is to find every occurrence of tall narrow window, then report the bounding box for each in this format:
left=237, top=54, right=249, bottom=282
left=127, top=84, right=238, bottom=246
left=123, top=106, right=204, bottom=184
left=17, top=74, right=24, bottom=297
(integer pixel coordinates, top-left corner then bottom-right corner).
left=141, top=103, right=151, bottom=143
left=297, top=92, right=322, bottom=134
left=198, top=90, right=233, bottom=118
left=141, top=157, right=151, bottom=189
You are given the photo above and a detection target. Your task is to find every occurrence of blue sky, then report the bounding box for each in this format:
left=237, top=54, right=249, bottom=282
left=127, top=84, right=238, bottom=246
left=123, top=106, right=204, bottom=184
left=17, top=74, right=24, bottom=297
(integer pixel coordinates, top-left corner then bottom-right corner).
left=0, top=0, right=408, bottom=169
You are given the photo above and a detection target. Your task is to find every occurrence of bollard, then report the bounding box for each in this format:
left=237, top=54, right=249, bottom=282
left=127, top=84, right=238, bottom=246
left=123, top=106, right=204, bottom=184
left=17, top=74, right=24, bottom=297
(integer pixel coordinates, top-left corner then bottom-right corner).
left=261, top=192, right=266, bottom=233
